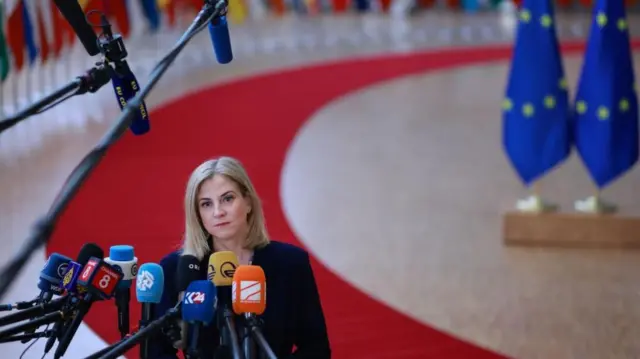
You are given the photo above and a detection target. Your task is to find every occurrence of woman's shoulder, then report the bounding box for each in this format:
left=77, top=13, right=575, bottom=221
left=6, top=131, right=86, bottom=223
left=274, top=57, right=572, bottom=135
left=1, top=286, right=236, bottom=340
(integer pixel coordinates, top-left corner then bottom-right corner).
left=158, top=249, right=183, bottom=273
left=258, top=240, right=311, bottom=265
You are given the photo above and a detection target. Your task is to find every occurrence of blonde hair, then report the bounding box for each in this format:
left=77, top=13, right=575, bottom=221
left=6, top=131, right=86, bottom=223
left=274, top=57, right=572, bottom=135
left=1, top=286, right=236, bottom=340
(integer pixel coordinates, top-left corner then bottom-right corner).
left=181, top=156, right=270, bottom=260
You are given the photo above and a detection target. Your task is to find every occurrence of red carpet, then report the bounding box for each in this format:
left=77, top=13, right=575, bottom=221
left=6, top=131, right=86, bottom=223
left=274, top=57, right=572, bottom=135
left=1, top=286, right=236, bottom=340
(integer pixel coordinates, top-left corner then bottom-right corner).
left=47, top=42, right=637, bottom=358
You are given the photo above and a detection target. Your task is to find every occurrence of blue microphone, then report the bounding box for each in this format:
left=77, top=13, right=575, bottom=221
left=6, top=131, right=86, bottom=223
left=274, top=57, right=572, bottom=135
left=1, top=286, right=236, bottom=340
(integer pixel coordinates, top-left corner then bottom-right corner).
left=208, top=15, right=233, bottom=64
left=61, top=261, right=83, bottom=294
left=38, top=253, right=73, bottom=302
left=105, top=245, right=138, bottom=339
left=111, top=61, right=150, bottom=135
left=136, top=263, right=164, bottom=359
left=182, top=280, right=216, bottom=357
left=136, top=263, right=164, bottom=303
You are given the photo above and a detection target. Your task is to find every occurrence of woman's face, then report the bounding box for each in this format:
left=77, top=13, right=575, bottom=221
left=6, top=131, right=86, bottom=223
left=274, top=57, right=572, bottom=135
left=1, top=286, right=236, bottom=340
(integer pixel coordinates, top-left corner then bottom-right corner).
left=197, top=175, right=252, bottom=243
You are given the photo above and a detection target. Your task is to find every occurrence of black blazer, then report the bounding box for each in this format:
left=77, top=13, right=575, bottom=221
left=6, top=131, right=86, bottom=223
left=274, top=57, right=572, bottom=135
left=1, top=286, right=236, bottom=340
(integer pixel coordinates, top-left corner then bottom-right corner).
left=147, top=240, right=331, bottom=359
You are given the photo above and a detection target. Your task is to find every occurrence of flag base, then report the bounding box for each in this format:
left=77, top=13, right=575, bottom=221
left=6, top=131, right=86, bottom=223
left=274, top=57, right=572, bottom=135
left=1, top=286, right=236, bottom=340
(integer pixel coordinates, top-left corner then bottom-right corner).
left=574, top=196, right=618, bottom=214
left=515, top=195, right=558, bottom=213
left=502, top=211, right=640, bottom=249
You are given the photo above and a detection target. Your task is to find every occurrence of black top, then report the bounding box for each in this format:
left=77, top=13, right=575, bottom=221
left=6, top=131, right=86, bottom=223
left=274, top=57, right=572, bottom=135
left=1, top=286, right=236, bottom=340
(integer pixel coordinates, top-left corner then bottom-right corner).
left=147, top=240, right=331, bottom=359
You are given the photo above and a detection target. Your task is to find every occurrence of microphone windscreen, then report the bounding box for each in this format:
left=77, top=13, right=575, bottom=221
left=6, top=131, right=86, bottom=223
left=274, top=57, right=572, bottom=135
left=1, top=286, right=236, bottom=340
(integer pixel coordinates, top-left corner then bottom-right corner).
left=52, top=0, right=100, bottom=56
left=182, top=280, right=216, bottom=325
left=177, top=255, right=203, bottom=292
left=231, top=265, right=266, bottom=315
left=209, top=252, right=238, bottom=287
left=38, top=253, right=72, bottom=294
left=208, top=16, right=233, bottom=64
left=108, top=245, right=134, bottom=261
left=77, top=243, right=104, bottom=265
left=62, top=261, right=83, bottom=293
left=136, top=263, right=164, bottom=304
left=110, top=68, right=150, bottom=135
left=105, top=245, right=139, bottom=284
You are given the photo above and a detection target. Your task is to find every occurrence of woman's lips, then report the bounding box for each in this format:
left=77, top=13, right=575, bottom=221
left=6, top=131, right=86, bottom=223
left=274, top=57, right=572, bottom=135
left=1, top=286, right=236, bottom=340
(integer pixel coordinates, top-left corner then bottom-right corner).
left=215, top=222, right=230, bottom=227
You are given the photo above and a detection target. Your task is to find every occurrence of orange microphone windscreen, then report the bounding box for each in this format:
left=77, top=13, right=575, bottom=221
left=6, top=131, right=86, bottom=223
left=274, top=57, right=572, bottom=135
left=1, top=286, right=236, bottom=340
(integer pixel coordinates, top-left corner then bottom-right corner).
left=231, top=265, right=266, bottom=315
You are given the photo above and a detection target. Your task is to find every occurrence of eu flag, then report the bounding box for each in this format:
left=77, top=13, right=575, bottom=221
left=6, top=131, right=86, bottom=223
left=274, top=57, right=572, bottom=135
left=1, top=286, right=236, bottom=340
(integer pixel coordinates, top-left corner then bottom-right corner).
left=573, top=0, right=638, bottom=189
left=502, top=0, right=571, bottom=186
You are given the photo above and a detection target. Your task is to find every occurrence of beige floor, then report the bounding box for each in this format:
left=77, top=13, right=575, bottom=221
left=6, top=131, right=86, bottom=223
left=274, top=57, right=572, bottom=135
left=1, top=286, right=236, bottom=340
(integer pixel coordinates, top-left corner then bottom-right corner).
left=2, top=11, right=640, bottom=359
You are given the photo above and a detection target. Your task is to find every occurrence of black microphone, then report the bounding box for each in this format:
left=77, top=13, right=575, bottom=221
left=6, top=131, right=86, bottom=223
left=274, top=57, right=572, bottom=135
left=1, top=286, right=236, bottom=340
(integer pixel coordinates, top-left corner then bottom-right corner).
left=54, top=257, right=123, bottom=359
left=52, top=0, right=100, bottom=55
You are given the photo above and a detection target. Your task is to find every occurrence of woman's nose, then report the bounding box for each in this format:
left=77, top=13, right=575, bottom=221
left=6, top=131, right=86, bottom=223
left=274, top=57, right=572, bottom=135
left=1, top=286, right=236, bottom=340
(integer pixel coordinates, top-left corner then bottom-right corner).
left=213, top=206, right=225, bottom=218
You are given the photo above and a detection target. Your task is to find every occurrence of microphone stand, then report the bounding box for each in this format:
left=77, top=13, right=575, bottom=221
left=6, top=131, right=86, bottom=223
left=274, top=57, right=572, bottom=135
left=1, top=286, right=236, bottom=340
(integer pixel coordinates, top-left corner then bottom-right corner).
left=89, top=307, right=180, bottom=359
left=0, top=64, right=112, bottom=134
left=244, top=315, right=277, bottom=359
left=0, top=310, right=71, bottom=341
left=0, top=296, right=68, bottom=328
left=0, top=0, right=230, bottom=302
left=0, top=329, right=55, bottom=343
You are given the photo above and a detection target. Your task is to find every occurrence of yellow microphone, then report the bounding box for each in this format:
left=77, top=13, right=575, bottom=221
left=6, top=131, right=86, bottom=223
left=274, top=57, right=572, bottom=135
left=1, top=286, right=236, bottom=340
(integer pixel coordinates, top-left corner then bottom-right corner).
left=208, top=252, right=243, bottom=357
left=208, top=251, right=238, bottom=287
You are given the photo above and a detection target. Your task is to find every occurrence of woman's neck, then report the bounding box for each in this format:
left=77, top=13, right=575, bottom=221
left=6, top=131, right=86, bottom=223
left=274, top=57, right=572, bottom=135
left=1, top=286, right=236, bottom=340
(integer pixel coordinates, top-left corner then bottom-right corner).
left=212, top=237, right=253, bottom=264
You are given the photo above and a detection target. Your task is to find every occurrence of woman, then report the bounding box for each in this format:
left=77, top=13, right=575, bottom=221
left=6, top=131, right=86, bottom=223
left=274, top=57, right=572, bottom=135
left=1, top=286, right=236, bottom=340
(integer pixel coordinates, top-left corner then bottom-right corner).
left=148, top=156, right=331, bottom=359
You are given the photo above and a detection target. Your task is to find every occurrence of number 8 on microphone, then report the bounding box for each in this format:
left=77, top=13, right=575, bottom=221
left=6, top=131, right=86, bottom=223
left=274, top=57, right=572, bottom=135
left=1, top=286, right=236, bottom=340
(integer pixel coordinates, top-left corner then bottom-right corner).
left=76, top=257, right=124, bottom=299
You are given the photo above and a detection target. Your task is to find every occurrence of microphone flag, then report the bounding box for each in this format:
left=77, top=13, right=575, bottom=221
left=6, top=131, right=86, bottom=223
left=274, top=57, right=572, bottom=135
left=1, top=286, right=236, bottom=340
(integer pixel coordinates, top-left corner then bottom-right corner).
left=573, top=0, right=638, bottom=189
left=502, top=0, right=571, bottom=186
left=136, top=263, right=164, bottom=303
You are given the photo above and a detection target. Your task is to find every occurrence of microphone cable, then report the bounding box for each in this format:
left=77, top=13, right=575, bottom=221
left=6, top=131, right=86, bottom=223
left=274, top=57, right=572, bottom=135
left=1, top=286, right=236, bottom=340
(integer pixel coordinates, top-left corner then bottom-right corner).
left=17, top=323, right=51, bottom=359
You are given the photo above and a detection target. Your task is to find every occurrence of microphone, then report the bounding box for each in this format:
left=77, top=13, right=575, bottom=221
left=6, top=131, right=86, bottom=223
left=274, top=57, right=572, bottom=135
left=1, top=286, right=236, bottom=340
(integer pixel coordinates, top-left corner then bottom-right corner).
left=0, top=253, right=72, bottom=333
left=37, top=253, right=73, bottom=303
left=54, top=256, right=123, bottom=359
left=174, top=255, right=205, bottom=350
left=44, top=244, right=105, bottom=356
left=182, top=280, right=216, bottom=358
left=209, top=252, right=243, bottom=359
left=95, top=13, right=151, bottom=135
left=135, top=263, right=164, bottom=359
left=16, top=253, right=72, bottom=343
left=208, top=15, right=233, bottom=64
left=232, top=266, right=276, bottom=359
left=52, top=0, right=101, bottom=55
left=104, top=245, right=139, bottom=338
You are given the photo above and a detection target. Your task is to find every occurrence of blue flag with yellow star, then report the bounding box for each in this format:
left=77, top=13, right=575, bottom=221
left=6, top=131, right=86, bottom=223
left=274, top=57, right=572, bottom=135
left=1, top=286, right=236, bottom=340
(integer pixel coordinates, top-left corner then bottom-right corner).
left=573, top=0, right=638, bottom=189
left=502, top=0, right=571, bottom=186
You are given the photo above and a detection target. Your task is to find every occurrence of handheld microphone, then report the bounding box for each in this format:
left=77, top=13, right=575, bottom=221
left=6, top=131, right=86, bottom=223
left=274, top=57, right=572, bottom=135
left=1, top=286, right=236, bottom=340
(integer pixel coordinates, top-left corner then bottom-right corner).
left=209, top=252, right=243, bottom=359
left=136, top=263, right=164, bottom=359
left=54, top=256, right=123, bottom=359
left=52, top=0, right=101, bottom=55
left=104, top=245, right=139, bottom=338
left=182, top=280, right=216, bottom=358
left=208, top=15, right=233, bottom=64
left=232, top=266, right=276, bottom=359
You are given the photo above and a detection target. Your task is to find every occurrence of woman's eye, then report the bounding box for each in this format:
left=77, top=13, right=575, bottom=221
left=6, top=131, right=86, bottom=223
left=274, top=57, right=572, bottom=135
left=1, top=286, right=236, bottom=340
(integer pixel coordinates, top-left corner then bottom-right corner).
left=222, top=195, right=234, bottom=203
left=201, top=202, right=211, bottom=208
